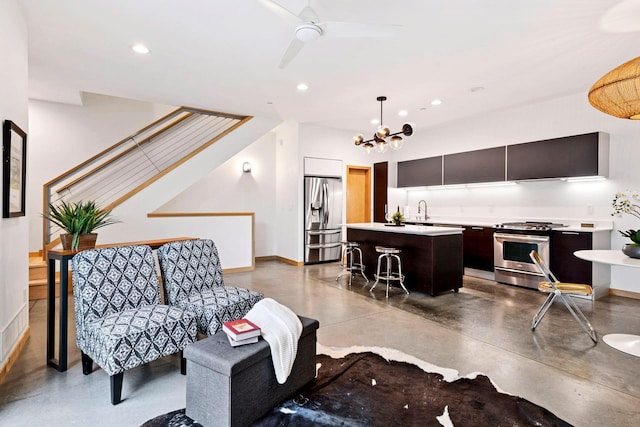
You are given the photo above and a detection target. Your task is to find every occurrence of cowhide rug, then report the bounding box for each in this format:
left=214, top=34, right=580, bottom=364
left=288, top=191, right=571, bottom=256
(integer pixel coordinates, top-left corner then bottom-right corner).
left=142, top=344, right=572, bottom=427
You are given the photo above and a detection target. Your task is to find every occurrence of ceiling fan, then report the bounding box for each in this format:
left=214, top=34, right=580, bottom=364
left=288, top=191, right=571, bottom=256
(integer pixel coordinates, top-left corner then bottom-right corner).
left=258, top=0, right=401, bottom=68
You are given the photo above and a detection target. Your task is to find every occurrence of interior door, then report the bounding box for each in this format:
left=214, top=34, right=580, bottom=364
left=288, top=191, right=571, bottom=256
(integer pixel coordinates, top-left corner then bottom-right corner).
left=346, top=165, right=371, bottom=223
left=373, top=162, right=388, bottom=223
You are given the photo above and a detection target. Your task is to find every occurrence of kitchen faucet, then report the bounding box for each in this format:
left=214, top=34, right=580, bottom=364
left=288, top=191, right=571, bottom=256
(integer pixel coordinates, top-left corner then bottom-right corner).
left=417, top=200, right=427, bottom=220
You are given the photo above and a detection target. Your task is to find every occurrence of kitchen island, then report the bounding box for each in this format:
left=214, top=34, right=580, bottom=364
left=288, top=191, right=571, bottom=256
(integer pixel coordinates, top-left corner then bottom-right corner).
left=346, top=223, right=464, bottom=295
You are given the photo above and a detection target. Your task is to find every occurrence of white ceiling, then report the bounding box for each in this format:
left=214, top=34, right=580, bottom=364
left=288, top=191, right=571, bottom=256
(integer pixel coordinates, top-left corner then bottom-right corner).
left=18, top=0, right=640, bottom=134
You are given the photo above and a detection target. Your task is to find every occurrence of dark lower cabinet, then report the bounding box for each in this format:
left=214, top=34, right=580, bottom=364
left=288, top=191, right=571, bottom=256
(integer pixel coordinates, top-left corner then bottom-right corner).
left=463, top=226, right=495, bottom=271
left=550, top=231, right=592, bottom=285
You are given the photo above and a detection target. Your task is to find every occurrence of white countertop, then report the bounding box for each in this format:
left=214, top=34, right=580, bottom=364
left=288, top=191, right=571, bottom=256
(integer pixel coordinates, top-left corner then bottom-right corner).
left=404, top=217, right=613, bottom=233
left=574, top=250, right=640, bottom=268
left=346, top=222, right=463, bottom=236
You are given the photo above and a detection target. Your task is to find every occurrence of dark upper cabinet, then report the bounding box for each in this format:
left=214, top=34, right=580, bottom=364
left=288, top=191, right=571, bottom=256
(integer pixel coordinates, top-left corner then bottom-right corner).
left=396, top=131, right=609, bottom=187
left=444, top=147, right=506, bottom=185
left=507, top=132, right=609, bottom=180
left=397, top=156, right=442, bottom=187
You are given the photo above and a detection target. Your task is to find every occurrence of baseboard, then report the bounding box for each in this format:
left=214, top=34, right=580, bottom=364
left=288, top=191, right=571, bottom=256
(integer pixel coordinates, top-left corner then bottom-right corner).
left=254, top=255, right=303, bottom=266
left=0, top=326, right=30, bottom=385
left=223, top=265, right=255, bottom=274
left=609, top=288, right=640, bottom=300
left=276, top=256, right=303, bottom=266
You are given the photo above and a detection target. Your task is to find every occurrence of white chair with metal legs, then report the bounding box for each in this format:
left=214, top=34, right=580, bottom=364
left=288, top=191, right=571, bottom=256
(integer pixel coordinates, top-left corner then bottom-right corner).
left=336, top=241, right=369, bottom=285
left=529, top=250, right=597, bottom=343
left=371, top=246, right=409, bottom=298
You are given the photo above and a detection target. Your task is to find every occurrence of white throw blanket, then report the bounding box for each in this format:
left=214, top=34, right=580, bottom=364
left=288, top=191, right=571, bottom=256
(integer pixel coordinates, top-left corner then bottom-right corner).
left=244, top=298, right=303, bottom=384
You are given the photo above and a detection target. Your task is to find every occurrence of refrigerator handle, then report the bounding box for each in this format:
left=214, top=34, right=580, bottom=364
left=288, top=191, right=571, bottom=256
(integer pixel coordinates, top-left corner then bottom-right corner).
left=322, top=180, right=329, bottom=227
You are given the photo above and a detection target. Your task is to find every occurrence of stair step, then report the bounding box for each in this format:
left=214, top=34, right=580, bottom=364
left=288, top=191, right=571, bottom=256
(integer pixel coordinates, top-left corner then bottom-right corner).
left=29, top=272, right=72, bottom=301
left=29, top=263, right=48, bottom=281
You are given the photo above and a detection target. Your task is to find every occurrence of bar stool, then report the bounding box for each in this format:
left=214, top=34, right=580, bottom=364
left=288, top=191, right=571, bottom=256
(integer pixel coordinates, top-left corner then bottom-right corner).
left=336, top=241, right=369, bottom=286
left=371, top=246, right=410, bottom=298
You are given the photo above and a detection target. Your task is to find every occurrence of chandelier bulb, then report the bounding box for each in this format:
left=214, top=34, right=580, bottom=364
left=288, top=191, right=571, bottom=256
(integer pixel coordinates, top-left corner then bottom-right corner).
left=375, top=140, right=389, bottom=153
left=353, top=134, right=364, bottom=145
left=390, top=135, right=404, bottom=150
left=364, top=142, right=374, bottom=154
left=376, top=126, right=390, bottom=139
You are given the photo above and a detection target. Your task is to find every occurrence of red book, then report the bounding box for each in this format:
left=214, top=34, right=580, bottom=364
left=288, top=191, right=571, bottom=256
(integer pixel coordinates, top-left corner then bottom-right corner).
left=222, top=318, right=261, bottom=341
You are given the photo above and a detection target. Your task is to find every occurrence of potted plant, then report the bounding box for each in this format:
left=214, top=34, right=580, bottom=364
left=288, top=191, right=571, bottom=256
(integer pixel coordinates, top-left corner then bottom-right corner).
left=611, top=190, right=640, bottom=258
left=391, top=210, right=405, bottom=226
left=44, top=200, right=119, bottom=251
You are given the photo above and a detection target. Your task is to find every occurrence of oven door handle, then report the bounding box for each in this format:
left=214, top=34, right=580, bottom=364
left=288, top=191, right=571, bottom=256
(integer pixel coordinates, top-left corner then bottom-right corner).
left=494, top=233, right=549, bottom=243
left=494, top=266, right=545, bottom=277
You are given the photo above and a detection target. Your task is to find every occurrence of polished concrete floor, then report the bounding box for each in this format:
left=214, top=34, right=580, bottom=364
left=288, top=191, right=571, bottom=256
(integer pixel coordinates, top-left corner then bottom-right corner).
left=1, top=260, right=639, bottom=426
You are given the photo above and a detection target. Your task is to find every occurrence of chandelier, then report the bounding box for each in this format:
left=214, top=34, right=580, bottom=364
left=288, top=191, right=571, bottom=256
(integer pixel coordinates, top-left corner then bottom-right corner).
left=588, top=56, right=640, bottom=119
left=353, top=96, right=414, bottom=154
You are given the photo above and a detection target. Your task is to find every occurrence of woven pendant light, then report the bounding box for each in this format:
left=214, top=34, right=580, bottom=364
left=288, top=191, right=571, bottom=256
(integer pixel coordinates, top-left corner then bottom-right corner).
left=588, top=56, right=640, bottom=119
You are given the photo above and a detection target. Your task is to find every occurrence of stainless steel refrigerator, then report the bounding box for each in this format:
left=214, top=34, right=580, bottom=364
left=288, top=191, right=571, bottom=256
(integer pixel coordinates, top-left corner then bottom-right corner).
left=304, top=176, right=342, bottom=264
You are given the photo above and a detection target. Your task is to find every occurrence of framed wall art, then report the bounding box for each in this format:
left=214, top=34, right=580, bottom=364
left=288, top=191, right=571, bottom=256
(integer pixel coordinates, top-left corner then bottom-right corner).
left=3, top=120, right=27, bottom=218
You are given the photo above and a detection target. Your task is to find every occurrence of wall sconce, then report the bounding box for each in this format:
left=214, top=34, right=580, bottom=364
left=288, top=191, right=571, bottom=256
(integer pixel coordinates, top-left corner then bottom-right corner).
left=242, top=162, right=252, bottom=173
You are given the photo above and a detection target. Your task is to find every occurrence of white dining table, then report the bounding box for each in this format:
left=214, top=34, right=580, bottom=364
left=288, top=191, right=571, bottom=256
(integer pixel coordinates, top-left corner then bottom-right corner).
left=574, top=250, right=640, bottom=357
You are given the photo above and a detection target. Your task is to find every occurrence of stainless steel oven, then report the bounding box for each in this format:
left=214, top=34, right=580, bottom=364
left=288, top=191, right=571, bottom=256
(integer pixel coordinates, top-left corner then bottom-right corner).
left=494, top=232, right=550, bottom=289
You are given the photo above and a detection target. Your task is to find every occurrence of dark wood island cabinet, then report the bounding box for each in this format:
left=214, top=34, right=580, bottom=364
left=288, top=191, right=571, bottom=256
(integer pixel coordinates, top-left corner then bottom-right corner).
left=346, top=223, right=464, bottom=295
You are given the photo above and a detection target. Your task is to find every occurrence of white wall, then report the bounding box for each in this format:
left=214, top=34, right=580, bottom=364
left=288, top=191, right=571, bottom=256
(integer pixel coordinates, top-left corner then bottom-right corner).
left=28, top=94, right=176, bottom=250
left=0, top=0, right=29, bottom=366
left=158, top=132, right=277, bottom=257
left=274, top=121, right=301, bottom=262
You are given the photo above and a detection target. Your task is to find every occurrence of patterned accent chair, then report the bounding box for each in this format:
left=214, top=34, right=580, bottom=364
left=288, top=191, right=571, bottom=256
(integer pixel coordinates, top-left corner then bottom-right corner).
left=157, top=239, right=264, bottom=336
left=72, top=245, right=198, bottom=405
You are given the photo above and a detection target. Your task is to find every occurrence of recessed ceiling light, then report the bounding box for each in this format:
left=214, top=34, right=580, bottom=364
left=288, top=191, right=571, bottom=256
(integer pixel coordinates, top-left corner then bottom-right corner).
left=431, top=99, right=442, bottom=106
left=470, top=86, right=485, bottom=93
left=371, top=118, right=380, bottom=125
left=297, top=83, right=308, bottom=91
left=398, top=110, right=408, bottom=117
left=131, top=44, right=150, bottom=54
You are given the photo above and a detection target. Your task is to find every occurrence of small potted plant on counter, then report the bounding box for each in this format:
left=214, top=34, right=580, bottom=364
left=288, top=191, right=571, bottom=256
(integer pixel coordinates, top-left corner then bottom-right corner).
left=44, top=200, right=119, bottom=251
left=612, top=190, right=640, bottom=258
left=391, top=210, right=405, bottom=226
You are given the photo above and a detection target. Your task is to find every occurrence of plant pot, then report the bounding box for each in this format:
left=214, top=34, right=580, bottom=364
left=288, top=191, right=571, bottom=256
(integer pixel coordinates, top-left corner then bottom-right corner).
left=60, top=233, right=97, bottom=251
left=622, top=243, right=640, bottom=259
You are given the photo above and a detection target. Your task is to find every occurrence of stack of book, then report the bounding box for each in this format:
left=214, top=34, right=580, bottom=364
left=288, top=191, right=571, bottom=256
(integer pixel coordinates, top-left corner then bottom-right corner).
left=222, top=318, right=261, bottom=347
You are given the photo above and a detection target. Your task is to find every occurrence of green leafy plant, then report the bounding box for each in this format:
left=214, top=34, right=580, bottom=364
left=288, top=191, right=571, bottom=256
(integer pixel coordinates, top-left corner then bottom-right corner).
left=612, top=190, right=640, bottom=246
left=44, top=200, right=119, bottom=250
left=392, top=211, right=404, bottom=223
left=619, top=229, right=640, bottom=245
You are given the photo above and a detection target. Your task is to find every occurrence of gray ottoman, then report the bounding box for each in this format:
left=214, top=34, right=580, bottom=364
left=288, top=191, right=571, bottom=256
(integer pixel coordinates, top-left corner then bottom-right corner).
left=184, top=316, right=319, bottom=427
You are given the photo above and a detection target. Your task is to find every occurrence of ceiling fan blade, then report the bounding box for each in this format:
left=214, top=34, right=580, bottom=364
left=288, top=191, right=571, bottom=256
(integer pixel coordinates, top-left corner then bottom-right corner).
left=278, top=38, right=305, bottom=68
left=257, top=0, right=302, bottom=26
left=320, top=21, right=402, bottom=38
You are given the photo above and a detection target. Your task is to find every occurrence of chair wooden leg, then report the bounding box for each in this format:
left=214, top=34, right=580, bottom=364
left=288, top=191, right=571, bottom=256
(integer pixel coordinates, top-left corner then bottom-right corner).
left=111, top=372, right=124, bottom=405
left=80, top=352, right=93, bottom=375
left=181, top=351, right=187, bottom=375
